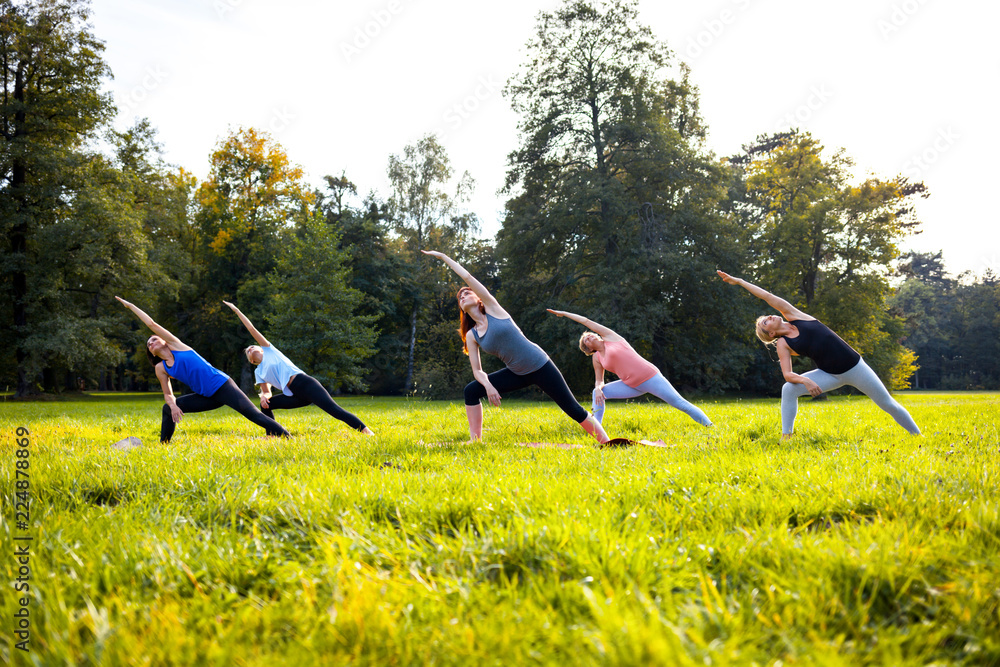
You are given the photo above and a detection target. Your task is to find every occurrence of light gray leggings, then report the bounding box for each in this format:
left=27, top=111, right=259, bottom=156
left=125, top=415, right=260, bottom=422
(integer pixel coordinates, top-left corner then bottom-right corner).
left=593, top=373, right=712, bottom=426
left=781, top=358, right=920, bottom=435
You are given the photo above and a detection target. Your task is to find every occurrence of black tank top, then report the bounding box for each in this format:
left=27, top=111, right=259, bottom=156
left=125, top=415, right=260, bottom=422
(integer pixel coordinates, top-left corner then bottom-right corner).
left=782, top=319, right=861, bottom=375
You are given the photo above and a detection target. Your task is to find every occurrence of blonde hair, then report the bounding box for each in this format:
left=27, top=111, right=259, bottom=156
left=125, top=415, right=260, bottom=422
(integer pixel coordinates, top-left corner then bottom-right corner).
left=755, top=315, right=777, bottom=346
left=579, top=331, right=601, bottom=355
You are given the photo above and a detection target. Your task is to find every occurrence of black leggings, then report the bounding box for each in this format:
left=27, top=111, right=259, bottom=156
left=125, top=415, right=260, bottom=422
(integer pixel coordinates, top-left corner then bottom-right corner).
left=464, top=360, right=588, bottom=423
left=161, top=378, right=290, bottom=442
left=261, top=374, right=367, bottom=432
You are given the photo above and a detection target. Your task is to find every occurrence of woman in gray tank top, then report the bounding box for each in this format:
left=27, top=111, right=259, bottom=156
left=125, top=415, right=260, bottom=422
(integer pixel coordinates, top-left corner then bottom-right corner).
left=423, top=250, right=610, bottom=444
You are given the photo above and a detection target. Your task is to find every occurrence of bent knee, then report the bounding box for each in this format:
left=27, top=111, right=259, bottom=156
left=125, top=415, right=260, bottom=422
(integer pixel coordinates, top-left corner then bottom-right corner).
left=464, top=381, right=485, bottom=405
left=781, top=382, right=799, bottom=398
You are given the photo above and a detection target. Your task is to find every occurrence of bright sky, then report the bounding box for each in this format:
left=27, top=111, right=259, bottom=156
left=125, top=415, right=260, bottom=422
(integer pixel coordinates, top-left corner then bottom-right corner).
left=91, top=0, right=999, bottom=278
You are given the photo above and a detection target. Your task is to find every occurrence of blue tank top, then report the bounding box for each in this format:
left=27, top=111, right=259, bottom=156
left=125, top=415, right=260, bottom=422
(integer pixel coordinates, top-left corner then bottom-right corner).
left=162, top=349, right=230, bottom=396
left=782, top=319, right=861, bottom=375
left=471, top=313, right=549, bottom=375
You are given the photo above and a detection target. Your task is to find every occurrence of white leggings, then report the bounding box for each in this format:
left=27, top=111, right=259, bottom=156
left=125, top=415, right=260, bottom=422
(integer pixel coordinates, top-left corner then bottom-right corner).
left=781, top=358, right=920, bottom=435
left=593, top=373, right=712, bottom=426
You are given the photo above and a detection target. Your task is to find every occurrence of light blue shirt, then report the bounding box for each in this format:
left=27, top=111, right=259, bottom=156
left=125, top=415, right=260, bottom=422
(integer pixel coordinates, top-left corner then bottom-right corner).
left=254, top=345, right=305, bottom=396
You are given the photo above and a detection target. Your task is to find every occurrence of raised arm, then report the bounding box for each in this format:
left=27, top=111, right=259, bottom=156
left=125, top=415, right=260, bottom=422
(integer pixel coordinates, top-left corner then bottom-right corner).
left=422, top=250, right=504, bottom=314
left=545, top=309, right=625, bottom=343
left=715, top=271, right=809, bottom=321
left=115, top=296, right=185, bottom=347
left=223, top=300, right=270, bottom=347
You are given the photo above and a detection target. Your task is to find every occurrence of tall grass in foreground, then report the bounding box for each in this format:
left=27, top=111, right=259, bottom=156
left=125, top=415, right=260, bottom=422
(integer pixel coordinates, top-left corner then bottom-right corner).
left=1, top=392, right=999, bottom=665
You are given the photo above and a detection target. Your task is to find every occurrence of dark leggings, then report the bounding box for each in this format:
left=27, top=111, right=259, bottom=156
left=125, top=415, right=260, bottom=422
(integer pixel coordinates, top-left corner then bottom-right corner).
left=261, top=373, right=367, bottom=432
left=464, top=360, right=588, bottom=423
left=161, top=378, right=290, bottom=442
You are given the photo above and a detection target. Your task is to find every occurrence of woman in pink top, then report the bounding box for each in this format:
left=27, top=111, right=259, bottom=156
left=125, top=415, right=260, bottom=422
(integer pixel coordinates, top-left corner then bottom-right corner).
left=547, top=310, right=713, bottom=427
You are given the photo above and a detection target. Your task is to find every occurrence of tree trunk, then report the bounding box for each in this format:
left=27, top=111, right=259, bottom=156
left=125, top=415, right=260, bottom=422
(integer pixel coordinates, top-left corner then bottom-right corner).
left=12, top=67, right=30, bottom=396
left=404, top=304, right=417, bottom=392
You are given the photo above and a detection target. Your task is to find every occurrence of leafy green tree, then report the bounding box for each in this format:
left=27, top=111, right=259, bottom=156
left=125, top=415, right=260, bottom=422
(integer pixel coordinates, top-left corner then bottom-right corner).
left=318, top=180, right=414, bottom=394
left=729, top=131, right=927, bottom=386
left=246, top=215, right=377, bottom=392
left=498, top=0, right=753, bottom=392
left=191, top=127, right=313, bottom=376
left=386, top=134, right=478, bottom=391
left=891, top=253, right=1000, bottom=389
left=1, top=0, right=114, bottom=394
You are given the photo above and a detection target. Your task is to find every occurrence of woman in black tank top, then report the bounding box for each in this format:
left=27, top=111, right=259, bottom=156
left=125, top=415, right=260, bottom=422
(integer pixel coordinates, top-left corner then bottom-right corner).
left=717, top=271, right=920, bottom=439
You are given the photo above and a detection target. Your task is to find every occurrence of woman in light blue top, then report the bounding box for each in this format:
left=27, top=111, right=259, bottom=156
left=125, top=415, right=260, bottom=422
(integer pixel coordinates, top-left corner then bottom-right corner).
left=116, top=296, right=289, bottom=443
left=223, top=301, right=374, bottom=435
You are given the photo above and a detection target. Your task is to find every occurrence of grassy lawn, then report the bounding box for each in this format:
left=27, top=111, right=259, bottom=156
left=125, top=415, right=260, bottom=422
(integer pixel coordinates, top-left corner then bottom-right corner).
left=2, top=392, right=998, bottom=665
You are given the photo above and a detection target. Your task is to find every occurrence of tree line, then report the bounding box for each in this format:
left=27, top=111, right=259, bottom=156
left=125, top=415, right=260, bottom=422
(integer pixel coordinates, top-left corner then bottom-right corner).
left=3, top=0, right=996, bottom=398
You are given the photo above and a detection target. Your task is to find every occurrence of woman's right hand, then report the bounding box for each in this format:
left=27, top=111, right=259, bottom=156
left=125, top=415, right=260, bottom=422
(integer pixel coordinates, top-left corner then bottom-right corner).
left=421, top=250, right=446, bottom=260
left=546, top=309, right=565, bottom=317
left=115, top=296, right=132, bottom=308
left=170, top=404, right=184, bottom=423
left=259, top=395, right=270, bottom=410
left=804, top=379, right=823, bottom=397
left=485, top=383, right=501, bottom=407
left=716, top=270, right=739, bottom=285
left=593, top=387, right=605, bottom=407
left=222, top=300, right=237, bottom=311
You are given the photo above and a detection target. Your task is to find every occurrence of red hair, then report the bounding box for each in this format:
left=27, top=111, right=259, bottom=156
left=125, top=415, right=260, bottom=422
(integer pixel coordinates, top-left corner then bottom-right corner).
left=456, top=287, right=485, bottom=355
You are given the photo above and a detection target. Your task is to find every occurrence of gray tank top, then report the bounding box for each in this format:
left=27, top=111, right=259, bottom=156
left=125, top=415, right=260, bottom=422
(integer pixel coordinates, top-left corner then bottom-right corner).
left=471, top=313, right=549, bottom=375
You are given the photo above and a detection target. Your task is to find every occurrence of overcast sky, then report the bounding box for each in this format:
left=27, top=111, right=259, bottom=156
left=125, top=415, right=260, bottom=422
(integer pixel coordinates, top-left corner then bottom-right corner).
left=90, top=0, right=999, bottom=278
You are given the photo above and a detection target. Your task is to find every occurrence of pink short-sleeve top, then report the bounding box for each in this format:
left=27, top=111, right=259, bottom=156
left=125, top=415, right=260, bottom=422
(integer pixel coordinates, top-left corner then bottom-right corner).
left=594, top=339, right=659, bottom=388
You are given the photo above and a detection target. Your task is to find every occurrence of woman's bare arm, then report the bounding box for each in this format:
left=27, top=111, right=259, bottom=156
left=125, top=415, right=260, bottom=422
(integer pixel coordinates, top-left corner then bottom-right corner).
left=716, top=271, right=811, bottom=321
left=545, top=309, right=625, bottom=342
left=223, top=300, right=270, bottom=347
left=115, top=296, right=189, bottom=348
left=777, top=340, right=821, bottom=396
left=466, top=333, right=501, bottom=407
left=155, top=363, right=184, bottom=423
left=592, top=355, right=607, bottom=407
left=423, top=250, right=506, bottom=316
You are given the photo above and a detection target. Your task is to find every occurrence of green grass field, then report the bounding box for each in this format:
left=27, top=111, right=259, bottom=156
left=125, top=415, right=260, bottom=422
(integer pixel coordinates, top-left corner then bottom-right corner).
left=2, top=392, right=999, bottom=665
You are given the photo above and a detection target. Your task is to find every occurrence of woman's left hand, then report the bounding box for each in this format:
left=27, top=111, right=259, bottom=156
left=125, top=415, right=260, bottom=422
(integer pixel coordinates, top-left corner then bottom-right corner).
left=421, top=250, right=446, bottom=260
left=546, top=309, right=565, bottom=317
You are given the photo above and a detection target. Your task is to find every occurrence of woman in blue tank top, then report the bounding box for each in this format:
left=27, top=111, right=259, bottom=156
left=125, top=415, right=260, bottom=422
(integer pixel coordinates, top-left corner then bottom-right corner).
left=116, top=297, right=290, bottom=443
left=222, top=301, right=374, bottom=435
left=422, top=250, right=610, bottom=444
left=716, top=272, right=920, bottom=438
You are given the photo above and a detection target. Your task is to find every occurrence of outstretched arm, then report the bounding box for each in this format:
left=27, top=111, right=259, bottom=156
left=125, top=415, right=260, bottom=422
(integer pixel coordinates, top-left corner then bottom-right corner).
left=223, top=301, right=270, bottom=347
left=422, top=250, right=504, bottom=314
left=716, top=271, right=809, bottom=320
left=115, top=296, right=185, bottom=346
left=545, top=309, right=625, bottom=343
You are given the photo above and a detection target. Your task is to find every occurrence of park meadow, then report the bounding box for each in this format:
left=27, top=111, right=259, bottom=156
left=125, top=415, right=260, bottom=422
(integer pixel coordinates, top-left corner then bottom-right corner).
left=2, top=391, right=998, bottom=665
